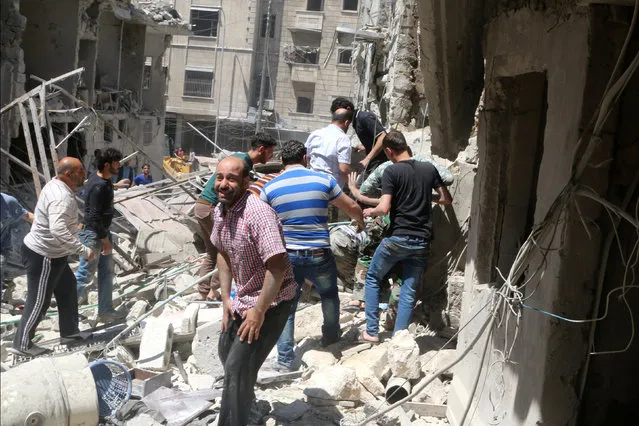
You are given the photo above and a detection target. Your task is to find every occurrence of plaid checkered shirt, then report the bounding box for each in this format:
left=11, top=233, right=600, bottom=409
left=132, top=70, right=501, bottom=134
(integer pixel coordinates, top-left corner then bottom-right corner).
left=211, top=191, right=296, bottom=316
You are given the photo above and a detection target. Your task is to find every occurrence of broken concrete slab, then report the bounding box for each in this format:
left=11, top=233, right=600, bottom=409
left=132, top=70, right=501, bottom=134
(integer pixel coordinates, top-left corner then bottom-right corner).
left=187, top=374, right=214, bottom=391
left=142, top=387, right=213, bottom=426
left=137, top=318, right=174, bottom=371
left=180, top=303, right=200, bottom=334
left=127, top=300, right=150, bottom=324
left=191, top=320, right=224, bottom=378
left=420, top=348, right=456, bottom=380
left=341, top=343, right=390, bottom=381
left=411, top=376, right=449, bottom=405
left=355, top=366, right=386, bottom=397
left=257, top=369, right=303, bottom=385
left=306, top=397, right=357, bottom=408
left=341, top=342, right=371, bottom=358
left=304, top=365, right=361, bottom=401
left=293, top=304, right=324, bottom=342
left=173, top=273, right=197, bottom=296
left=301, top=349, right=337, bottom=368
left=389, top=330, right=421, bottom=379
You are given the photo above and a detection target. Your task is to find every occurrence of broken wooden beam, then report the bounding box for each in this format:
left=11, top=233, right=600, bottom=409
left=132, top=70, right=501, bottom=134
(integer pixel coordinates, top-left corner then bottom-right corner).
left=17, top=102, right=42, bottom=195
left=28, top=97, right=52, bottom=181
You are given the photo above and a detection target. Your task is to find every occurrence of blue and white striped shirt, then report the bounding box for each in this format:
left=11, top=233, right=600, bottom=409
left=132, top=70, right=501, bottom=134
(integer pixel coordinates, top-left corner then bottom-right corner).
left=260, top=166, right=342, bottom=250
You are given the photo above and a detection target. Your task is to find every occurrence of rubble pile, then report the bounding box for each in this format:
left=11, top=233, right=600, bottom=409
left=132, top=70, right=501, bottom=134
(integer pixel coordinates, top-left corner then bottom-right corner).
left=1, top=271, right=456, bottom=425
left=130, top=0, right=189, bottom=28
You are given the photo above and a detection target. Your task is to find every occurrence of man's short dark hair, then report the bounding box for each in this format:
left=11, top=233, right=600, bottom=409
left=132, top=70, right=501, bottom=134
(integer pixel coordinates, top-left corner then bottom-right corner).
left=142, top=163, right=150, bottom=169
left=96, top=148, right=123, bottom=171
left=332, top=108, right=354, bottom=123
left=331, top=97, right=355, bottom=113
left=382, top=131, right=409, bottom=153
left=280, top=140, right=306, bottom=166
left=250, top=132, right=278, bottom=150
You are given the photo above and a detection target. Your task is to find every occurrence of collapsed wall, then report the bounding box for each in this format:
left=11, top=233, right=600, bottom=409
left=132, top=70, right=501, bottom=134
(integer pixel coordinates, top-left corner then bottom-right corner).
left=0, top=0, right=26, bottom=182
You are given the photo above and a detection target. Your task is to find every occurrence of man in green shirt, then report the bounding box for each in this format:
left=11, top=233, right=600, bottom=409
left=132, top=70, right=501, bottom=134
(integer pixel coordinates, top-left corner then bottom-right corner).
left=194, top=133, right=278, bottom=300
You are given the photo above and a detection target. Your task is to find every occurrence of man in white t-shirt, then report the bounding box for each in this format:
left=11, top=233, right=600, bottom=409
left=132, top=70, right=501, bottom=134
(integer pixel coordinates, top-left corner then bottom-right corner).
left=305, top=109, right=353, bottom=189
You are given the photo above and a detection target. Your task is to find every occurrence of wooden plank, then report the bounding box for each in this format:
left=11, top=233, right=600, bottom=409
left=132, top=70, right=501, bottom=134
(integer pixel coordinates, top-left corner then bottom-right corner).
left=28, top=97, right=52, bottom=181
left=17, top=102, right=42, bottom=195
left=0, top=148, right=47, bottom=181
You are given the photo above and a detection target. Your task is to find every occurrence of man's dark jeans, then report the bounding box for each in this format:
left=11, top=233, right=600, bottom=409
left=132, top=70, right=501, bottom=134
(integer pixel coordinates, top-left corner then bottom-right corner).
left=217, top=300, right=292, bottom=426
left=277, top=249, right=340, bottom=368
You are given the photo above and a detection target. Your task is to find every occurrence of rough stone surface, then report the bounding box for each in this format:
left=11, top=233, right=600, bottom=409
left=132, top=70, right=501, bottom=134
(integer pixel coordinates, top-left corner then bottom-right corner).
left=125, top=413, right=164, bottom=426
left=355, top=366, right=386, bottom=396
left=341, top=344, right=390, bottom=381
left=191, top=320, right=224, bottom=377
left=412, top=376, right=449, bottom=404
left=137, top=318, right=174, bottom=371
left=126, top=300, right=149, bottom=324
left=303, top=365, right=361, bottom=401
left=187, top=373, right=215, bottom=390
left=301, top=350, right=337, bottom=369
left=421, top=348, right=457, bottom=380
left=389, top=330, right=421, bottom=379
left=293, top=304, right=324, bottom=342
left=180, top=303, right=200, bottom=334
left=173, top=273, right=197, bottom=295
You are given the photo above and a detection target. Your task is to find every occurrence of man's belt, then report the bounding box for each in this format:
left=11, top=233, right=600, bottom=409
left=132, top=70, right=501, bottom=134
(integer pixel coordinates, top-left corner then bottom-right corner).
left=287, top=248, right=329, bottom=258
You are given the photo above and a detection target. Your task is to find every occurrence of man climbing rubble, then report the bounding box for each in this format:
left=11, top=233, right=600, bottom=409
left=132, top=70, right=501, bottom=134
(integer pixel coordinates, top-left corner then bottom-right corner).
left=211, top=156, right=296, bottom=426
left=360, top=131, right=453, bottom=343
left=194, top=133, right=277, bottom=302
left=11, top=158, right=95, bottom=357
left=345, top=146, right=455, bottom=312
left=76, top=148, right=125, bottom=324
left=259, top=140, right=364, bottom=371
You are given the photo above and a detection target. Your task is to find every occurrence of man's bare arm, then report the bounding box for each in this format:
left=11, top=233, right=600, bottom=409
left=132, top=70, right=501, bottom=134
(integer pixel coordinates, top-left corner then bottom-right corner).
left=361, top=131, right=387, bottom=168
left=217, top=251, right=234, bottom=331
left=331, top=192, right=365, bottom=231
left=338, top=162, right=351, bottom=186
left=363, top=194, right=392, bottom=217
left=434, top=185, right=453, bottom=205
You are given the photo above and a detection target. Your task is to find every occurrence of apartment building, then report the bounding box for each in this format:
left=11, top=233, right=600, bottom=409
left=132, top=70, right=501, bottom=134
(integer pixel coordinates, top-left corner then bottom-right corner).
left=272, top=0, right=361, bottom=133
left=0, top=0, right=188, bottom=179
left=164, top=0, right=284, bottom=155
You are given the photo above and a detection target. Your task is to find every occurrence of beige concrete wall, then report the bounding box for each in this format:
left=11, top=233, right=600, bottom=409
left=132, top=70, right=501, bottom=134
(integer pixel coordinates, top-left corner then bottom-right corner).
left=165, top=0, right=258, bottom=119
left=273, top=0, right=360, bottom=132
left=448, top=7, right=618, bottom=426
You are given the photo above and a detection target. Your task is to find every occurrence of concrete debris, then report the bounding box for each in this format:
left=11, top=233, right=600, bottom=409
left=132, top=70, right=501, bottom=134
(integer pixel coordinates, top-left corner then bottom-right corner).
left=303, top=365, right=361, bottom=401
left=300, top=349, right=338, bottom=369
left=292, top=303, right=324, bottom=342
left=420, top=349, right=457, bottom=380
left=137, top=318, right=174, bottom=371
left=341, top=343, right=391, bottom=381
left=191, top=320, right=225, bottom=378
left=389, top=330, right=422, bottom=379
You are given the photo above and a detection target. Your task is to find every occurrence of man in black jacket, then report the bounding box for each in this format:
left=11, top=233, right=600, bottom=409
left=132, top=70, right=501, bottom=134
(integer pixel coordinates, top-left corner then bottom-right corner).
left=76, top=148, right=125, bottom=323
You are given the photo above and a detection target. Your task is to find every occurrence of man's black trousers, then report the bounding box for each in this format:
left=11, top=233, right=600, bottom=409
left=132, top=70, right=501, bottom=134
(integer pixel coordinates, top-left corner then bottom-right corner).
left=217, top=300, right=292, bottom=426
left=13, top=244, right=79, bottom=351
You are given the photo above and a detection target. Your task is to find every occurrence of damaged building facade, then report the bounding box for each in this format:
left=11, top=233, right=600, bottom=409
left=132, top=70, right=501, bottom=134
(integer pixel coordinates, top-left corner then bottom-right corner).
left=414, top=0, right=639, bottom=425
left=0, top=0, right=189, bottom=184
left=164, top=0, right=286, bottom=154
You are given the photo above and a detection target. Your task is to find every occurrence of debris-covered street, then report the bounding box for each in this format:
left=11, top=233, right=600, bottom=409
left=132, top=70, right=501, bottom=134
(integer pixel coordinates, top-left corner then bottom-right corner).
left=2, top=0, right=639, bottom=425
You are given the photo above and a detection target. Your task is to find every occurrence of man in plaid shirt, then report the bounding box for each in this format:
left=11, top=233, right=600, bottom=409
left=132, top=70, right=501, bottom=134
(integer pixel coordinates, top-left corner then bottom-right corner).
left=211, top=156, right=296, bottom=426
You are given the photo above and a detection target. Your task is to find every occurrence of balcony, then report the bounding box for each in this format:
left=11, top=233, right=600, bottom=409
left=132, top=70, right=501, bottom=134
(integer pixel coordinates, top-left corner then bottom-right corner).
left=290, top=11, right=323, bottom=33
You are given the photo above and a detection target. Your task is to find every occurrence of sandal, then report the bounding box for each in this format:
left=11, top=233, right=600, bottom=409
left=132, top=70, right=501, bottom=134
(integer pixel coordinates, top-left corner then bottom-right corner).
left=358, top=330, right=380, bottom=344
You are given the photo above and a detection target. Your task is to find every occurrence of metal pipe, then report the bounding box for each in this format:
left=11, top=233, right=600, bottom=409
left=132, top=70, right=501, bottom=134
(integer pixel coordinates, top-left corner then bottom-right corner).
left=117, top=21, right=124, bottom=90
left=55, top=115, right=90, bottom=148
left=187, top=122, right=227, bottom=154
left=214, top=4, right=227, bottom=151
left=385, top=376, right=412, bottom=404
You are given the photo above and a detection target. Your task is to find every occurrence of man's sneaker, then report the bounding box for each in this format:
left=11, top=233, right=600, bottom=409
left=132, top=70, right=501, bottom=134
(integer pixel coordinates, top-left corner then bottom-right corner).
left=96, top=310, right=127, bottom=324
left=8, top=345, right=51, bottom=357
left=60, top=330, right=93, bottom=344
left=319, top=335, right=341, bottom=348
left=269, top=358, right=294, bottom=373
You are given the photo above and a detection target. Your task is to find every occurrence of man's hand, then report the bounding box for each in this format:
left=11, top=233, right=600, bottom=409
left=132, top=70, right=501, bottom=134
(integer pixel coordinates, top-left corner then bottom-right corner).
left=87, top=249, right=96, bottom=262
left=363, top=208, right=376, bottom=218
left=101, top=238, right=113, bottom=255
left=348, top=172, right=361, bottom=195
left=237, top=307, right=266, bottom=344
left=359, top=157, right=370, bottom=170
left=351, top=218, right=365, bottom=233
left=221, top=298, right=233, bottom=332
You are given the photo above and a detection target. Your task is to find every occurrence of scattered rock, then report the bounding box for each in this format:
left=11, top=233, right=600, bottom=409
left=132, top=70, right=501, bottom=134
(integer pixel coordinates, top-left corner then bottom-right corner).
left=389, top=330, right=421, bottom=379
left=127, top=300, right=149, bottom=324
left=301, top=349, right=337, bottom=368
left=411, top=377, right=449, bottom=404
left=187, top=373, right=215, bottom=390
left=173, top=273, right=197, bottom=295
left=420, top=349, right=457, bottom=380
left=293, top=304, right=324, bottom=342
left=191, top=320, right=225, bottom=378
left=304, top=365, right=361, bottom=401
left=355, top=366, right=385, bottom=396
left=271, top=400, right=311, bottom=422
left=88, top=291, right=99, bottom=305
left=341, top=344, right=390, bottom=381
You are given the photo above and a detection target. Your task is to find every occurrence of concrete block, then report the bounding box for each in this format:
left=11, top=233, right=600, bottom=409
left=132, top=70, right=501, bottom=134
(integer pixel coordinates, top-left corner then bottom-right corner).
left=389, top=330, right=421, bottom=379
left=137, top=318, right=174, bottom=371
left=301, top=349, right=338, bottom=368
left=191, top=320, right=225, bottom=378
left=304, top=365, right=361, bottom=401
left=181, top=303, right=200, bottom=334
left=127, top=300, right=150, bottom=324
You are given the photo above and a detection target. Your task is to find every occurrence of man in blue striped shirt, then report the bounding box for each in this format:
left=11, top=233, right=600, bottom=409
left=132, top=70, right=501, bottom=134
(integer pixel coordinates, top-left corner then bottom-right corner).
left=261, top=140, right=365, bottom=370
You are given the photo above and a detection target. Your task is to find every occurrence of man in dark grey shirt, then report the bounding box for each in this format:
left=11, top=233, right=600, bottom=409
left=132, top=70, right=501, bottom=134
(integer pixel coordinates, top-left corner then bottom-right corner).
left=360, top=131, right=453, bottom=343
left=76, top=148, right=124, bottom=323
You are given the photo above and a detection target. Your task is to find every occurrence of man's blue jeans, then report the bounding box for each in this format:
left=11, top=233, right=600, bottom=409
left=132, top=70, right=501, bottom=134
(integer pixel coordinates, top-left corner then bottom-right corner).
left=364, top=235, right=428, bottom=337
left=276, top=249, right=340, bottom=368
left=75, top=229, right=115, bottom=315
